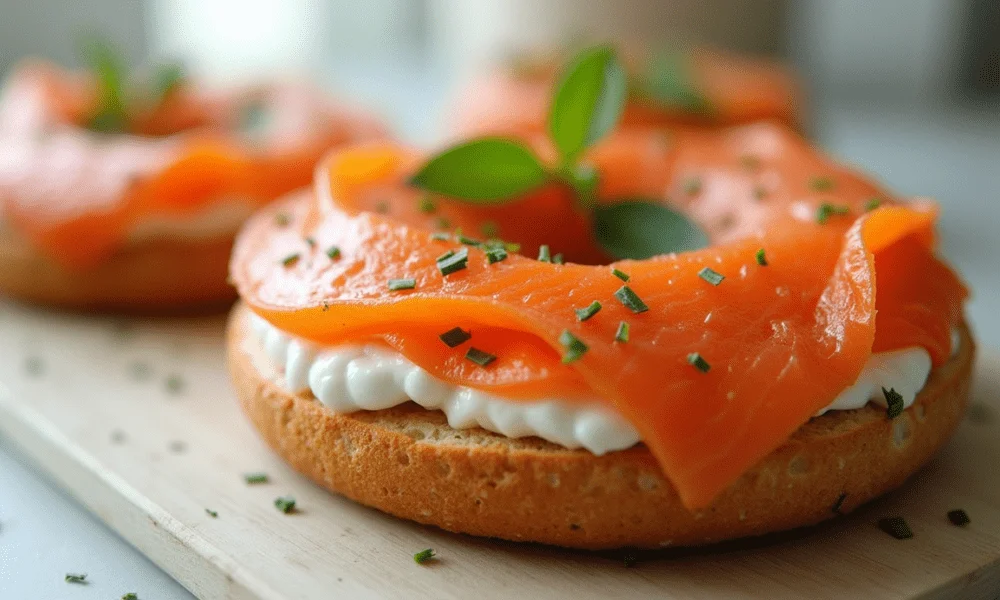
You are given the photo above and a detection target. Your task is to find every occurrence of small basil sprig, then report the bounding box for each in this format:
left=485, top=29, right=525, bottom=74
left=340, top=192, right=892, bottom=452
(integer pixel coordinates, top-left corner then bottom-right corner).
left=410, top=45, right=708, bottom=260
left=79, top=35, right=186, bottom=134
left=630, top=50, right=713, bottom=116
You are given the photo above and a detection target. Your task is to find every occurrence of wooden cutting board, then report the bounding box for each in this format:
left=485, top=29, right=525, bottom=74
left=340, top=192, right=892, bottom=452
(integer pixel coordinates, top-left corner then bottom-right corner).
left=0, top=300, right=998, bottom=600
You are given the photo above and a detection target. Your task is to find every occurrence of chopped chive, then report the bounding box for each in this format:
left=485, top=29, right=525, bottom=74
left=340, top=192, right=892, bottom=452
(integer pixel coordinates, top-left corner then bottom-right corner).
left=864, top=197, right=882, bottom=212
left=437, top=247, right=468, bottom=276
left=877, top=516, right=913, bottom=539
left=457, top=233, right=482, bottom=247
left=559, top=330, right=589, bottom=364
left=614, top=285, right=649, bottom=314
left=304, top=237, right=316, bottom=248
left=816, top=203, right=851, bottom=224
left=553, top=253, right=564, bottom=264
left=387, top=278, right=417, bottom=291
left=486, top=246, right=508, bottom=264
left=375, top=200, right=389, bottom=214
left=611, top=268, right=630, bottom=282
left=122, top=594, right=139, bottom=600
left=537, top=244, right=551, bottom=262
left=436, top=249, right=456, bottom=262
left=574, top=300, right=602, bottom=321
left=683, top=176, right=702, bottom=196
left=274, top=495, right=296, bottom=513
left=697, top=267, right=725, bottom=286
left=413, top=548, right=436, bottom=564
left=687, top=352, right=710, bottom=373
left=480, top=221, right=499, bottom=238
left=435, top=216, right=451, bottom=229
left=503, top=241, right=522, bottom=253
left=465, top=347, right=497, bottom=367
left=65, top=573, right=87, bottom=584
left=274, top=212, right=291, bottom=227
left=614, top=321, right=629, bottom=343
left=326, top=246, right=341, bottom=260
left=281, top=253, right=300, bottom=267
left=740, top=154, right=761, bottom=170
left=831, top=492, right=847, bottom=515
left=752, top=185, right=768, bottom=200
left=810, top=176, right=835, bottom=191
left=244, top=472, right=269, bottom=484
left=439, top=327, right=471, bottom=348
left=205, top=508, right=219, bottom=518
left=418, top=194, right=436, bottom=214
left=755, top=248, right=768, bottom=266
left=430, top=232, right=450, bottom=241
left=883, top=387, right=904, bottom=419
left=947, top=509, right=970, bottom=527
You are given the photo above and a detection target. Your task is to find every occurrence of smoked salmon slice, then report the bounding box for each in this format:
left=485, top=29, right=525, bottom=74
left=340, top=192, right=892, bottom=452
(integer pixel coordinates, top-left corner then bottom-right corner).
left=451, top=47, right=801, bottom=139
left=0, top=61, right=385, bottom=268
left=231, top=123, right=966, bottom=509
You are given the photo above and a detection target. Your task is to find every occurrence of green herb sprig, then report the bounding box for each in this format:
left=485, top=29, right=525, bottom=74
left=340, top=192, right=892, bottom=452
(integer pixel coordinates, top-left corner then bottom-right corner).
left=409, top=45, right=707, bottom=261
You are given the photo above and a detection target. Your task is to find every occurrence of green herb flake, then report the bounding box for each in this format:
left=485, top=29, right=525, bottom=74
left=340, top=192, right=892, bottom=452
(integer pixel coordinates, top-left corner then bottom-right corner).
left=437, top=248, right=469, bottom=276
left=165, top=374, right=185, bottom=395
left=614, top=321, right=630, bottom=343
left=755, top=248, right=768, bottom=266
left=439, top=327, right=472, bottom=348
left=205, top=508, right=218, bottom=518
left=947, top=509, right=970, bottom=527
left=486, top=246, right=508, bottom=264
left=683, top=176, right=702, bottom=196
left=697, top=267, right=725, bottom=286
left=877, top=516, right=913, bottom=539
left=244, top=472, right=269, bottom=484
left=122, top=594, right=139, bottom=600
left=816, top=203, right=851, bottom=224
left=65, top=573, right=88, bottom=584
left=864, top=197, right=882, bottom=212
left=612, top=268, right=630, bottom=282
left=614, top=285, right=649, bottom=314
left=810, top=176, right=835, bottom=191
left=418, top=194, right=436, bottom=214
left=413, top=548, right=436, bottom=564
left=274, top=495, right=296, bottom=514
left=274, top=212, right=291, bottom=227
left=387, top=278, right=417, bottom=291
left=537, top=244, right=552, bottom=262
left=281, top=253, right=301, bottom=268
left=883, top=387, right=904, bottom=419
left=435, top=216, right=452, bottom=230
left=575, top=300, right=602, bottom=321
left=687, top=352, right=711, bottom=373
left=559, top=330, right=589, bottom=364
left=553, top=253, right=564, bottom=264
left=480, top=221, right=499, bottom=238
left=326, top=246, right=341, bottom=260
left=430, top=232, right=450, bottom=242
left=831, top=492, right=847, bottom=515
left=465, top=347, right=497, bottom=367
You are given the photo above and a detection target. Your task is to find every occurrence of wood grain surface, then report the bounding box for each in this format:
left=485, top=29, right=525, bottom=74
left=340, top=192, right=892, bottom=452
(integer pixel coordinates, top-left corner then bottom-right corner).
left=0, top=300, right=998, bottom=599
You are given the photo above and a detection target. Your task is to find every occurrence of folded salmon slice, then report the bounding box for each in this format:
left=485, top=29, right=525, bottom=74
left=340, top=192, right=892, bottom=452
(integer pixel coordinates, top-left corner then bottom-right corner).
left=231, top=123, right=966, bottom=509
left=0, top=62, right=384, bottom=268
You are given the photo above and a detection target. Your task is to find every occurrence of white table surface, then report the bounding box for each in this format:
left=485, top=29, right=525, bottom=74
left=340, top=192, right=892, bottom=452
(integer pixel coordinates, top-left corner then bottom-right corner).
left=1, top=71, right=999, bottom=598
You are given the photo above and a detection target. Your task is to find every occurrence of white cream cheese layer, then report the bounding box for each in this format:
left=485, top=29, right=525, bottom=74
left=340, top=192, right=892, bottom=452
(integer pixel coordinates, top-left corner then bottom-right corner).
left=127, top=198, right=257, bottom=243
left=249, top=313, right=953, bottom=454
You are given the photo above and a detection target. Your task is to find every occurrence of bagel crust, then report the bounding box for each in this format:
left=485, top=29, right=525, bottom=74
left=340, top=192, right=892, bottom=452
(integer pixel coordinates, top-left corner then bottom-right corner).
left=0, top=222, right=236, bottom=311
left=226, top=302, right=975, bottom=549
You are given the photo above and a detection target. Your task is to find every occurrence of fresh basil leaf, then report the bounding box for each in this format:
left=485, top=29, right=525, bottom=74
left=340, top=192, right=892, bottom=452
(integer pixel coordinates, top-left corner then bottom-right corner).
left=593, top=200, right=709, bottom=259
left=79, top=36, right=129, bottom=133
left=409, top=138, right=548, bottom=203
left=548, top=45, right=627, bottom=163
left=632, top=51, right=713, bottom=116
left=151, top=61, right=184, bottom=103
